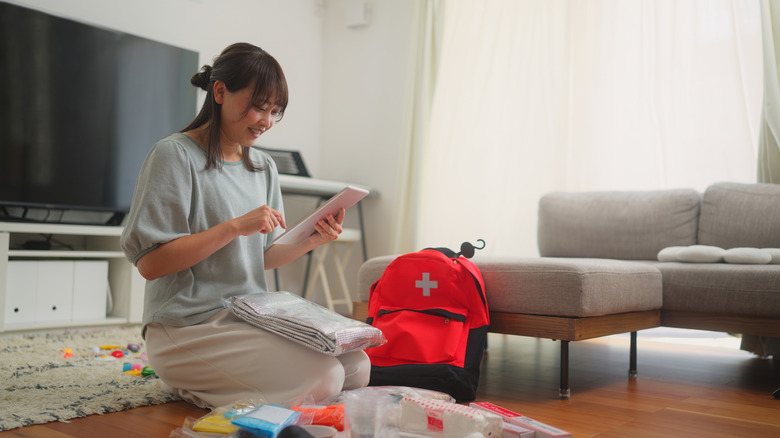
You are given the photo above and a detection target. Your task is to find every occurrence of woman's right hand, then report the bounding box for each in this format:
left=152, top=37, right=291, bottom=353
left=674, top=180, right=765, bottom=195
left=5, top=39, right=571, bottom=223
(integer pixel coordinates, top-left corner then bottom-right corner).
left=235, top=205, right=286, bottom=236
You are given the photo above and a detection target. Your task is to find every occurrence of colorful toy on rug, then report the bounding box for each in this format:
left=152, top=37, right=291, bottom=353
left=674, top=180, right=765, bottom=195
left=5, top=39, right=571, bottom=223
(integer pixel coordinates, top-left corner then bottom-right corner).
left=60, top=341, right=157, bottom=377
left=122, top=363, right=156, bottom=377
left=91, top=343, right=146, bottom=361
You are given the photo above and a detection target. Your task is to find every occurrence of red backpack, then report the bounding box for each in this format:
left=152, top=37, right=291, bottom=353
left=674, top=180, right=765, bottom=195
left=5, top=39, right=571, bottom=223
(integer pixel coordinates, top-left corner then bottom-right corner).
left=365, top=241, right=489, bottom=402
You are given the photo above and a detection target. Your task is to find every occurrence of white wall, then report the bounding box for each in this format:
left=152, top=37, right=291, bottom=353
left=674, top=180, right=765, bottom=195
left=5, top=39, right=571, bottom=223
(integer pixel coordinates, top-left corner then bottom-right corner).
left=311, top=0, right=414, bottom=306
left=319, top=0, right=413, bottom=261
left=8, top=0, right=414, bottom=306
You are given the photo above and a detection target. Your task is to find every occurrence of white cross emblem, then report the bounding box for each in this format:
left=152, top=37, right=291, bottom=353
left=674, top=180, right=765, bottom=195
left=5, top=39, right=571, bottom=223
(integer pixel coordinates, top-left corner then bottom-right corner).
left=415, top=272, right=438, bottom=296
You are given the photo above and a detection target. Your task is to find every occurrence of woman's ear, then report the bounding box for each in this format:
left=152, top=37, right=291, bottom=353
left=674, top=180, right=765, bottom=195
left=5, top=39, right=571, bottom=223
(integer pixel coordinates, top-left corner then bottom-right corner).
left=213, top=81, right=226, bottom=104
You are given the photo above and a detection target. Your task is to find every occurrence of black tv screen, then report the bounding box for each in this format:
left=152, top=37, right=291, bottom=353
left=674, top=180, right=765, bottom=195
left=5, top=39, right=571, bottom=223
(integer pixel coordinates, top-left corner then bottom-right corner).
left=0, top=2, right=198, bottom=224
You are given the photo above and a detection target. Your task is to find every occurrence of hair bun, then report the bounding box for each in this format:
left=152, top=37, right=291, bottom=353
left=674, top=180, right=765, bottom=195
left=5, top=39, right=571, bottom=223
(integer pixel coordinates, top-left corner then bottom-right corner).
left=190, top=65, right=213, bottom=91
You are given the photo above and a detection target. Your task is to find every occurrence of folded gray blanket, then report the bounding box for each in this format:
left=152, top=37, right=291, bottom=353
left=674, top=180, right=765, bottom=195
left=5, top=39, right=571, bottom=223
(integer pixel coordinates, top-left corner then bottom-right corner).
left=225, top=291, right=386, bottom=356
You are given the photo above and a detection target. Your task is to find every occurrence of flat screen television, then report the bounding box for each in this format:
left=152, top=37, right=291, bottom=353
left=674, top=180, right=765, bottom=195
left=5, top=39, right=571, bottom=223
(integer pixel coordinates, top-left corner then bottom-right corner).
left=0, top=2, right=198, bottom=225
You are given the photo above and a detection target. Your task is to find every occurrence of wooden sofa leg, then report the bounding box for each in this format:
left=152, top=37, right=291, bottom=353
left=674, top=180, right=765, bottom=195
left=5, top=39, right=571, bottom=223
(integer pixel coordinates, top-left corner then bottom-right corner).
left=629, top=331, right=638, bottom=380
left=560, top=340, right=570, bottom=399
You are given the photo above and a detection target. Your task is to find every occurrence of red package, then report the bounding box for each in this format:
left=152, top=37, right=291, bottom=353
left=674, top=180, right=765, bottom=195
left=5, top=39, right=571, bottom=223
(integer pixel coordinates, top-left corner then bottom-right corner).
left=291, top=404, right=345, bottom=431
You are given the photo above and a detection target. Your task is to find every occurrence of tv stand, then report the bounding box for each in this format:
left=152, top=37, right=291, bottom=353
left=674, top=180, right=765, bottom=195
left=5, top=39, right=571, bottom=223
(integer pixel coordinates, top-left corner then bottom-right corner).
left=0, top=204, right=123, bottom=227
left=0, top=222, right=144, bottom=333
left=106, top=212, right=126, bottom=226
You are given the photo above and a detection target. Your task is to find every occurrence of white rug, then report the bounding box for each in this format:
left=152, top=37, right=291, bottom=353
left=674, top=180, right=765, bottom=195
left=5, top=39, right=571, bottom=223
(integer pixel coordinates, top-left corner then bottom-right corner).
left=0, top=326, right=180, bottom=431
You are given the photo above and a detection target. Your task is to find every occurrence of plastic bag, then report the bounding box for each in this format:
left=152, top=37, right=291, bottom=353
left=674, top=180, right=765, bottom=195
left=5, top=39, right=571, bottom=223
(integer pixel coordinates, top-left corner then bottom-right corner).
left=290, top=404, right=345, bottom=431
left=225, top=291, right=385, bottom=356
left=230, top=405, right=301, bottom=438
left=169, top=400, right=261, bottom=438
left=332, top=386, right=458, bottom=438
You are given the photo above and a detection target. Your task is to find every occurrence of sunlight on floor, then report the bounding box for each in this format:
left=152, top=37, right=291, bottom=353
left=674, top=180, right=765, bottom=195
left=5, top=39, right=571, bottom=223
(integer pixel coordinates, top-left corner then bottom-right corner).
left=637, top=327, right=742, bottom=349
left=596, top=327, right=748, bottom=357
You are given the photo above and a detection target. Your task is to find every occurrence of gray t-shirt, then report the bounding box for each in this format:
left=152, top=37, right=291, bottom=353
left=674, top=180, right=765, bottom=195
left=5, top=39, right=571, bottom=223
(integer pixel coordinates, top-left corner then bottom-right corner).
left=120, top=133, right=284, bottom=330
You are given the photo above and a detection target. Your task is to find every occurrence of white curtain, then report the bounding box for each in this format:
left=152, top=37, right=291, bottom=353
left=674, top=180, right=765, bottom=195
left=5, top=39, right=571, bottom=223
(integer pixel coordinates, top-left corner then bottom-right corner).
left=406, top=0, right=762, bottom=257
left=758, top=0, right=780, bottom=183
left=392, top=0, right=445, bottom=253
left=744, top=0, right=780, bottom=359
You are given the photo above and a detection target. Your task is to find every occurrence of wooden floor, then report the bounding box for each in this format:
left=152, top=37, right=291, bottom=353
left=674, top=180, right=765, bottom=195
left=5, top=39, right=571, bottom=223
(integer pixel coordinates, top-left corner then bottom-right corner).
left=2, top=329, right=778, bottom=437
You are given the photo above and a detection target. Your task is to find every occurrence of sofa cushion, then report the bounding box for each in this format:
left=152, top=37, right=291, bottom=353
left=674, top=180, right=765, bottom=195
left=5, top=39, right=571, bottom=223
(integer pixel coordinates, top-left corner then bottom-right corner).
left=657, top=263, right=780, bottom=318
left=676, top=245, right=725, bottom=263
left=657, top=246, right=685, bottom=262
left=723, top=248, right=772, bottom=265
left=537, top=189, right=700, bottom=260
left=477, top=257, right=662, bottom=317
left=765, top=248, right=780, bottom=264
left=358, top=256, right=662, bottom=318
left=698, top=182, right=780, bottom=249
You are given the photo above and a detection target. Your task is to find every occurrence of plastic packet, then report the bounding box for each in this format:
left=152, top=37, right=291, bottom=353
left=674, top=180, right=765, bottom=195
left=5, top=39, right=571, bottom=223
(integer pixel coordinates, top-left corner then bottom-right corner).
left=328, top=386, right=456, bottom=438
left=327, top=386, right=455, bottom=405
left=290, top=404, right=345, bottom=431
left=169, top=400, right=261, bottom=438
left=230, top=404, right=301, bottom=438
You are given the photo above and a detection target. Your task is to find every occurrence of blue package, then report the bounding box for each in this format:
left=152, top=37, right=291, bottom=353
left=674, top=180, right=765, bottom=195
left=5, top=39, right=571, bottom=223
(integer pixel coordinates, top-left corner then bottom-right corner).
left=231, top=404, right=301, bottom=438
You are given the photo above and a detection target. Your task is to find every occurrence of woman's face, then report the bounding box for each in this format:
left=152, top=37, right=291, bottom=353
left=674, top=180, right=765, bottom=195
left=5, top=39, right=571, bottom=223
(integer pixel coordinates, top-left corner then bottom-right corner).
left=215, top=81, right=282, bottom=149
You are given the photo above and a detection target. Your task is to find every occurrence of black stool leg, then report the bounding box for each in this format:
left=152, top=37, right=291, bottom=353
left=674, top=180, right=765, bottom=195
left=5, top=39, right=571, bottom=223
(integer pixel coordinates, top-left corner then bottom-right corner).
left=560, top=340, right=570, bottom=399
left=301, top=251, right=313, bottom=296
left=629, top=331, right=638, bottom=380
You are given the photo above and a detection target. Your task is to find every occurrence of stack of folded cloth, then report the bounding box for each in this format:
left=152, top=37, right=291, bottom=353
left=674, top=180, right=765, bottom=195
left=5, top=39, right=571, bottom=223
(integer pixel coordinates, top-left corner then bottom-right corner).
left=225, top=291, right=386, bottom=356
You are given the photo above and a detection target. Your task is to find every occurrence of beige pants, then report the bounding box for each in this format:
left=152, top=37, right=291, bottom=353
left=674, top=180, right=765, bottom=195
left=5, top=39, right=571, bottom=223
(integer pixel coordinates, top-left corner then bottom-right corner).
left=145, top=309, right=371, bottom=409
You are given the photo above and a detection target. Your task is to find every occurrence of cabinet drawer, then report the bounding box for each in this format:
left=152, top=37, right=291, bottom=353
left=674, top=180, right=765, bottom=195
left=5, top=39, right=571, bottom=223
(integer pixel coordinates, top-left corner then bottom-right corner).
left=72, top=261, right=108, bottom=320
left=4, top=261, right=38, bottom=324
left=35, top=262, right=74, bottom=323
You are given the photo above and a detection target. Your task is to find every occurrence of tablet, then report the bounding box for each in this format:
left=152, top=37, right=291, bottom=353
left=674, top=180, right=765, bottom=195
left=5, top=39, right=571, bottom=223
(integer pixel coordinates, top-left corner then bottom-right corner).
left=273, top=185, right=369, bottom=245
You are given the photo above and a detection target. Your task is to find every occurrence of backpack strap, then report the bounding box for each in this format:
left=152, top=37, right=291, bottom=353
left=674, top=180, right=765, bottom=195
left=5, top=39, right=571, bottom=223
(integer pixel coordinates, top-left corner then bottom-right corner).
left=458, top=258, right=488, bottom=309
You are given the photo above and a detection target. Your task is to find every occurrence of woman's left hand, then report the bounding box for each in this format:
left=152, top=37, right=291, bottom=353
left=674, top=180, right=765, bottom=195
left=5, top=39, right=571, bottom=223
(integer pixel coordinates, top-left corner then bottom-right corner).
left=264, top=208, right=345, bottom=270
left=312, top=208, right=344, bottom=245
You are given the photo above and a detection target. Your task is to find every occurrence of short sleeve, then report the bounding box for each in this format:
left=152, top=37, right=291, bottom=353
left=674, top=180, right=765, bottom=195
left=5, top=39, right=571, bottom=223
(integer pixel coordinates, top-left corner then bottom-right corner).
left=261, top=154, right=285, bottom=250
left=120, top=141, right=194, bottom=264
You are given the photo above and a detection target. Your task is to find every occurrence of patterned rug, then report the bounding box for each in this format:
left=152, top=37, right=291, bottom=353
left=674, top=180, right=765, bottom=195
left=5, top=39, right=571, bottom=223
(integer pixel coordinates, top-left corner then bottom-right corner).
left=0, top=326, right=180, bottom=431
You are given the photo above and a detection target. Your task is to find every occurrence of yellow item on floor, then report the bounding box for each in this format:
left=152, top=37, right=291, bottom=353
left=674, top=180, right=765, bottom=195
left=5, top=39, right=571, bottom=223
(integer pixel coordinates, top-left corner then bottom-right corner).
left=192, top=413, right=239, bottom=434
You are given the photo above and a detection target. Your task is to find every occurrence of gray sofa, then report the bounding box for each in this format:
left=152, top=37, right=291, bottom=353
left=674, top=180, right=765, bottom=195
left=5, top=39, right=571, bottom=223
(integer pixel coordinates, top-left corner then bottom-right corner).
left=352, top=182, right=780, bottom=398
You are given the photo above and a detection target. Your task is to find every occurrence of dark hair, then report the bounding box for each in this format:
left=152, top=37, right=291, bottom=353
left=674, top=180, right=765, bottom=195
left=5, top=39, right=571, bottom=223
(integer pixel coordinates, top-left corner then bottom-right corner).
left=183, top=42, right=289, bottom=171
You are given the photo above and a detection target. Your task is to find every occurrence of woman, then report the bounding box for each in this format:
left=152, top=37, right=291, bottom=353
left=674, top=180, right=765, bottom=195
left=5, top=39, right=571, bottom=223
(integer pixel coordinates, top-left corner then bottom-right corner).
left=120, top=43, right=370, bottom=409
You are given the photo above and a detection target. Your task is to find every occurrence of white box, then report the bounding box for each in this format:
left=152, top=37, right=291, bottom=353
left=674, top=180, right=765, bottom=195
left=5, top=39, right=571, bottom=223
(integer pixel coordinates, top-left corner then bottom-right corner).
left=470, top=402, right=571, bottom=438
left=35, top=261, right=74, bottom=322
left=72, top=261, right=108, bottom=320
left=4, top=261, right=38, bottom=324
left=503, top=421, right=536, bottom=438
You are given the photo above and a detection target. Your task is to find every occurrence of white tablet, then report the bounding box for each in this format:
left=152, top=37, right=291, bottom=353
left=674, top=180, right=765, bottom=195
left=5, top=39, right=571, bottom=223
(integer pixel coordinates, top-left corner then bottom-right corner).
left=273, top=185, right=369, bottom=245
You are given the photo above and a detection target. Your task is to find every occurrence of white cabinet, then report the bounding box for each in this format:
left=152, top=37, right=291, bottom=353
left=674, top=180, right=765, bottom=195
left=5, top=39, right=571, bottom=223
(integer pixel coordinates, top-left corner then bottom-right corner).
left=0, top=222, right=144, bottom=332
left=5, top=260, right=109, bottom=324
